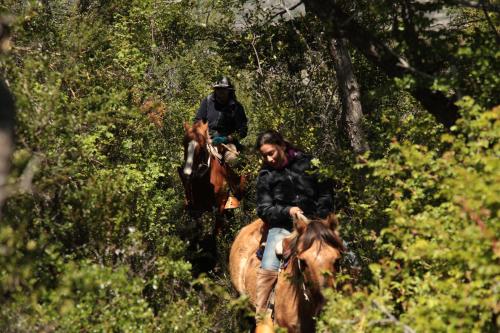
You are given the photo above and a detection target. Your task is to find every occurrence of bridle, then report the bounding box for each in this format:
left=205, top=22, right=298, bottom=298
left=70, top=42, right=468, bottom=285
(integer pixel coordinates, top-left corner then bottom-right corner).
left=295, top=253, right=312, bottom=302
left=279, top=213, right=339, bottom=304
left=281, top=213, right=312, bottom=301
left=182, top=138, right=211, bottom=210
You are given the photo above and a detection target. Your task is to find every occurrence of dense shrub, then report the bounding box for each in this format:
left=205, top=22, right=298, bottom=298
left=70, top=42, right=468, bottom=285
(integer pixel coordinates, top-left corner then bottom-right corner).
left=318, top=100, right=499, bottom=332
left=0, top=1, right=497, bottom=332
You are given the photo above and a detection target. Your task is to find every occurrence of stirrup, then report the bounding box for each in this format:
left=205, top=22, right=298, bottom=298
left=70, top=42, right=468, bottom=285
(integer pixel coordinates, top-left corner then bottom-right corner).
left=224, top=196, right=240, bottom=209
left=256, top=317, right=274, bottom=333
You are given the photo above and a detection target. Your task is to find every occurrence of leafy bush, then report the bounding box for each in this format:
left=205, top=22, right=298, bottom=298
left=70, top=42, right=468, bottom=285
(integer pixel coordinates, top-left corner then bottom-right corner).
left=318, top=100, right=499, bottom=332
left=1, top=1, right=497, bottom=332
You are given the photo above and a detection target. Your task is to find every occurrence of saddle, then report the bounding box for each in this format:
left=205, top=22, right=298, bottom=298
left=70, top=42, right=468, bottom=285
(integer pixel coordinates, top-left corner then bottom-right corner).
left=207, top=143, right=244, bottom=209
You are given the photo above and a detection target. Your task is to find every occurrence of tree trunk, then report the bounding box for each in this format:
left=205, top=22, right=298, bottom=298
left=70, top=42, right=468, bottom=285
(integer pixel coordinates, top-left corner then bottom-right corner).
left=330, top=38, right=369, bottom=154
left=0, top=21, right=15, bottom=219
left=302, top=0, right=460, bottom=128
left=0, top=79, right=15, bottom=218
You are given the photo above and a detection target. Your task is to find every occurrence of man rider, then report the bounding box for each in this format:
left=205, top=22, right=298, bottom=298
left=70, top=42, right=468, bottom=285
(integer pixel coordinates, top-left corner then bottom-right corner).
left=194, top=76, right=247, bottom=167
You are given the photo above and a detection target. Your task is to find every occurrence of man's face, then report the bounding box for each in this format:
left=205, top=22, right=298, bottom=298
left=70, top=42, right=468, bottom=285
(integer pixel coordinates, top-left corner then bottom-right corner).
left=214, top=88, right=230, bottom=103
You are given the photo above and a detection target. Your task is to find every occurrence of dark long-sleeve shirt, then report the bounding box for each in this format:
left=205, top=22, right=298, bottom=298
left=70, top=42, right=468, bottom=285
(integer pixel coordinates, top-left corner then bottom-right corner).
left=194, top=93, right=247, bottom=140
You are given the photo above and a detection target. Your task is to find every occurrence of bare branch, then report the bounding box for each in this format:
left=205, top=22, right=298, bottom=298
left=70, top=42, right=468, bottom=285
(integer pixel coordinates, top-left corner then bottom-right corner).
left=267, top=1, right=304, bottom=22
left=18, top=155, right=41, bottom=193
left=249, top=35, right=274, bottom=102
left=372, top=301, right=417, bottom=333
left=302, top=0, right=460, bottom=128
left=250, top=35, right=263, bottom=76
left=0, top=154, right=42, bottom=201
left=480, top=1, right=500, bottom=43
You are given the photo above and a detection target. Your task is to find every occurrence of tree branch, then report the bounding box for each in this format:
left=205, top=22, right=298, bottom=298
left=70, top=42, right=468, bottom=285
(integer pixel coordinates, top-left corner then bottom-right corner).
left=371, top=301, right=417, bottom=333
left=250, top=35, right=263, bottom=76
left=267, top=1, right=304, bottom=23
left=447, top=0, right=500, bottom=12
left=480, top=0, right=500, bottom=43
left=302, top=0, right=460, bottom=128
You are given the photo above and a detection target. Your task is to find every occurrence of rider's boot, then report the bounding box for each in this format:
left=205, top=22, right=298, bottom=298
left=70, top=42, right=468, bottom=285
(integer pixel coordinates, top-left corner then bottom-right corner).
left=224, top=148, right=246, bottom=201
left=255, top=268, right=278, bottom=331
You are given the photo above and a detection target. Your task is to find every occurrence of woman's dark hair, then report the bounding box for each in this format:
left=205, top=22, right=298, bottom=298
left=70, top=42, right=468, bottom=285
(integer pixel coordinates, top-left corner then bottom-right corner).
left=254, top=130, right=291, bottom=151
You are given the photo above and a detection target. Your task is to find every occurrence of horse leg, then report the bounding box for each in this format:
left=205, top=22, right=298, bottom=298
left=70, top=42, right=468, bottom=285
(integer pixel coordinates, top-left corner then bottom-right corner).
left=177, top=212, right=219, bottom=276
left=236, top=174, right=246, bottom=200
left=214, top=212, right=225, bottom=235
left=198, top=231, right=218, bottom=273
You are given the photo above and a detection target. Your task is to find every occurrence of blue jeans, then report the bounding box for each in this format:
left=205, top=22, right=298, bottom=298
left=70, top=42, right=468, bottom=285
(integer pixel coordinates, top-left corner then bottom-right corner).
left=261, top=227, right=291, bottom=271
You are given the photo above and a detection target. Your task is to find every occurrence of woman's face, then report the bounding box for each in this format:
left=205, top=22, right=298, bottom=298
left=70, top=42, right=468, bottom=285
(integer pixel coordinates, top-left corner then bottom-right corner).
left=259, top=143, right=287, bottom=169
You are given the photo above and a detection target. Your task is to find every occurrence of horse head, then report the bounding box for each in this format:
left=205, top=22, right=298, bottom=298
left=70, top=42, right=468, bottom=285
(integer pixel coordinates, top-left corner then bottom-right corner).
left=179, top=121, right=215, bottom=215
left=182, top=121, right=210, bottom=178
left=180, top=120, right=240, bottom=224
left=292, top=214, right=345, bottom=304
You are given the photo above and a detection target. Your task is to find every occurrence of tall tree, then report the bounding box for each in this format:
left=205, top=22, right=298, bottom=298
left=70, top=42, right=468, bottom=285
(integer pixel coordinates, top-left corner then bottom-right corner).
left=302, top=0, right=467, bottom=128
left=0, top=20, right=14, bottom=216
left=330, top=37, right=369, bottom=154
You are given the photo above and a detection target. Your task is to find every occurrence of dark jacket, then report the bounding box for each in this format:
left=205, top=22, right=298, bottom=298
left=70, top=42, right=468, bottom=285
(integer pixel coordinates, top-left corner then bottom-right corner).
left=256, top=151, right=333, bottom=229
left=194, top=93, right=247, bottom=140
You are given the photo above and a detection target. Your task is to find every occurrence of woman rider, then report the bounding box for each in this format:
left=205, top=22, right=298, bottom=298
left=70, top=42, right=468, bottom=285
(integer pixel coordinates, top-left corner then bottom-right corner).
left=254, top=130, right=334, bottom=325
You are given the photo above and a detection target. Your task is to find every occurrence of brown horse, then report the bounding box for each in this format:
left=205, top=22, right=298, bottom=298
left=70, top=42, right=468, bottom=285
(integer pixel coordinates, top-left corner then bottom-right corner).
left=229, top=214, right=345, bottom=333
left=178, top=121, right=245, bottom=231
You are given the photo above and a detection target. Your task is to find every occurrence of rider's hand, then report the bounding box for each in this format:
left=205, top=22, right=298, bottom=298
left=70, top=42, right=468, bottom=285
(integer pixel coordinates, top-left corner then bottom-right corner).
left=212, top=136, right=228, bottom=145
left=289, top=206, right=303, bottom=218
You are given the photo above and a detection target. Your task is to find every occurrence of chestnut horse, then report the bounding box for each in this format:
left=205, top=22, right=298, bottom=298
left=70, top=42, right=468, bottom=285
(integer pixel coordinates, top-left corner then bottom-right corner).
left=178, top=121, right=245, bottom=232
left=229, top=214, right=345, bottom=333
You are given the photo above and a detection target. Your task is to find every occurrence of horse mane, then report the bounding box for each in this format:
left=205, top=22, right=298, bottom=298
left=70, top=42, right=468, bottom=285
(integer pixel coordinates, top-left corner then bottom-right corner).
left=184, top=121, right=208, bottom=146
left=289, top=220, right=346, bottom=256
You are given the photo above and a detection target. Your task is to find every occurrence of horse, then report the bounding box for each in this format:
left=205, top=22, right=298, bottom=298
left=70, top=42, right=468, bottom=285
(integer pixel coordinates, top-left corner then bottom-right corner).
left=229, top=214, right=345, bottom=333
left=178, top=120, right=245, bottom=232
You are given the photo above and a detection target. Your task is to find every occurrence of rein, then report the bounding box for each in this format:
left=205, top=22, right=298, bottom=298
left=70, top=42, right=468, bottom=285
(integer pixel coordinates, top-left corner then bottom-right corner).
left=183, top=142, right=210, bottom=209
left=296, top=256, right=311, bottom=302
left=279, top=212, right=313, bottom=303
left=207, top=143, right=223, bottom=164
left=197, top=147, right=211, bottom=177
left=184, top=141, right=228, bottom=205
left=190, top=144, right=211, bottom=178
left=276, top=252, right=312, bottom=308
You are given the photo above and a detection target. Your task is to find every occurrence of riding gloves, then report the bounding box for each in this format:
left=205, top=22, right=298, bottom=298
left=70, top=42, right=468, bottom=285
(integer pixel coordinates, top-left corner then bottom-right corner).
left=212, top=136, right=228, bottom=145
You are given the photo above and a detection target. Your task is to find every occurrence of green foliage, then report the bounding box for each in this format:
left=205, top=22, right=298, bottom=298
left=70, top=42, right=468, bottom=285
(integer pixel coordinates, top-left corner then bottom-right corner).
left=36, top=263, right=156, bottom=332
left=0, top=0, right=497, bottom=332
left=1, top=0, right=252, bottom=331
left=318, top=100, right=499, bottom=332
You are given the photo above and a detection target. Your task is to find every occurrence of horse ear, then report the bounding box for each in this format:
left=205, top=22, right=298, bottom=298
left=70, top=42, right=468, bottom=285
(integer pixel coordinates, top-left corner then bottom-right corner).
left=294, top=216, right=308, bottom=234
left=184, top=122, right=190, bottom=131
left=324, top=213, right=339, bottom=231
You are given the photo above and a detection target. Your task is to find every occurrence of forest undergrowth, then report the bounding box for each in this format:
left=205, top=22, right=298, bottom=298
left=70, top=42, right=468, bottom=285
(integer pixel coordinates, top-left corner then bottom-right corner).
left=0, top=1, right=498, bottom=332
